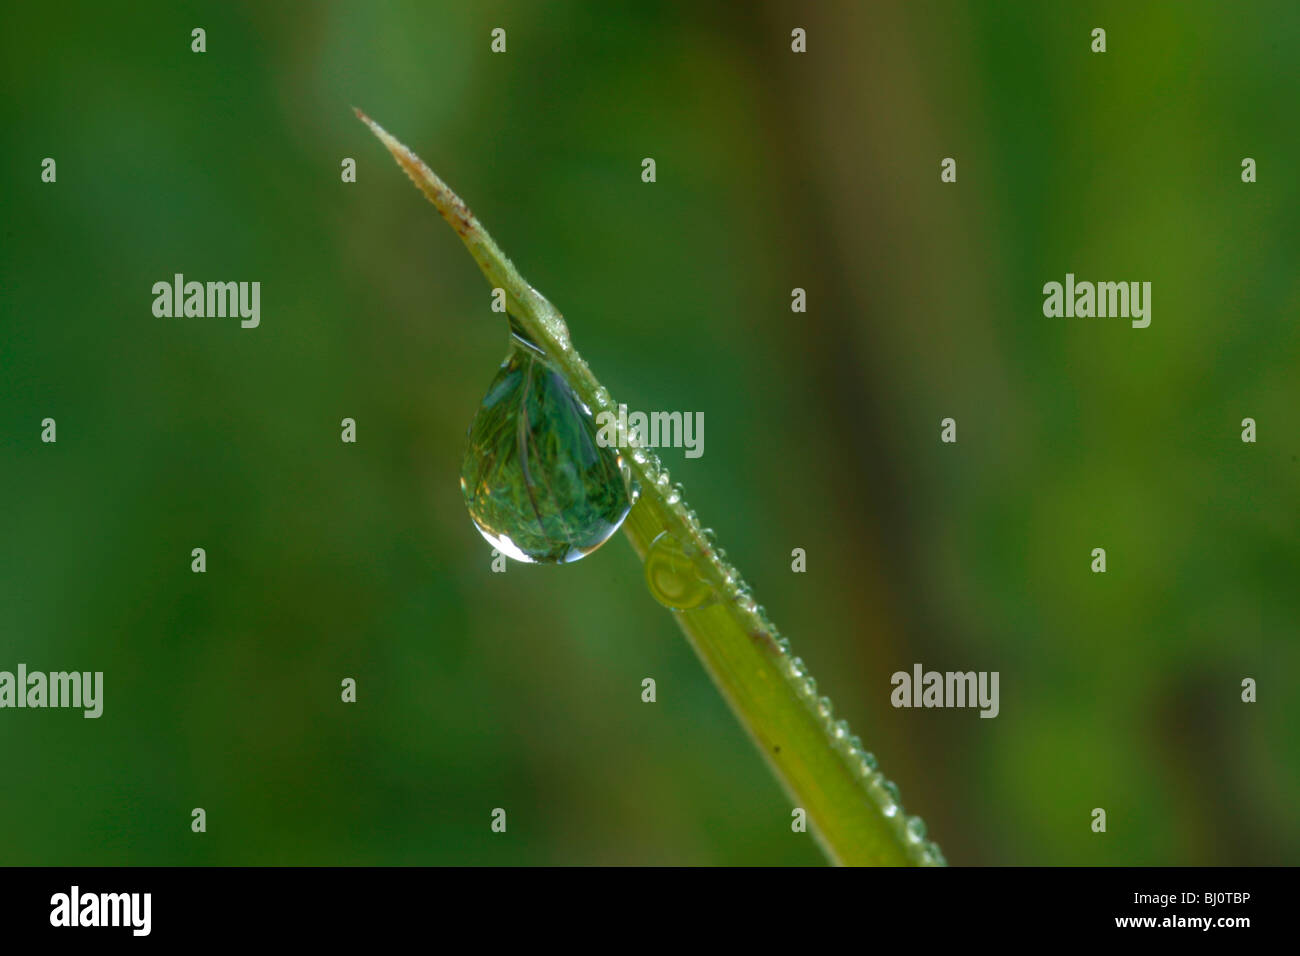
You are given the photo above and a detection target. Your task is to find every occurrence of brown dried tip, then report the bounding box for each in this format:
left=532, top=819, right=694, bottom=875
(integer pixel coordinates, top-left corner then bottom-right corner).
left=353, top=107, right=477, bottom=240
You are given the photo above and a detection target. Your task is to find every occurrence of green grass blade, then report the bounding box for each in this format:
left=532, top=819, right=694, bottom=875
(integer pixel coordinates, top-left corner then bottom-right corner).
left=357, top=108, right=943, bottom=866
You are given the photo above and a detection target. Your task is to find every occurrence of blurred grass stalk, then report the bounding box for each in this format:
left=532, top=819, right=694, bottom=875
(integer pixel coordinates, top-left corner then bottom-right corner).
left=357, top=109, right=934, bottom=866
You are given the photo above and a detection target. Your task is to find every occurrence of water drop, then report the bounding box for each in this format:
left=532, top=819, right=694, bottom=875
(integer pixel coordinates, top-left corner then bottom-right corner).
left=868, top=777, right=900, bottom=817
left=643, top=531, right=720, bottom=611
left=616, top=455, right=642, bottom=507
left=904, top=815, right=927, bottom=843
left=460, top=329, right=632, bottom=563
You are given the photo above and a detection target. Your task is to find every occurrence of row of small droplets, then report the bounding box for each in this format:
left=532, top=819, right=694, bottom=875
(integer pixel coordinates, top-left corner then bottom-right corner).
left=591, top=385, right=946, bottom=867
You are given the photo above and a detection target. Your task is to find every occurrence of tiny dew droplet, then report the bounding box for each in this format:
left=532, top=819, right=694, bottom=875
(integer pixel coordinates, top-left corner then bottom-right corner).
left=460, top=327, right=632, bottom=563
left=644, top=531, right=720, bottom=611
left=869, top=777, right=900, bottom=817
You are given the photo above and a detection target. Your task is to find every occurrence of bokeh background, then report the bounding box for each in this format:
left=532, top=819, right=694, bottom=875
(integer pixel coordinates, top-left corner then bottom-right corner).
left=2, top=0, right=1297, bottom=865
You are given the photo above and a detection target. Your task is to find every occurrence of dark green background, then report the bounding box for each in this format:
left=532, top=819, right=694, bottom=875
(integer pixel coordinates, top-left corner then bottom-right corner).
left=2, top=1, right=1296, bottom=865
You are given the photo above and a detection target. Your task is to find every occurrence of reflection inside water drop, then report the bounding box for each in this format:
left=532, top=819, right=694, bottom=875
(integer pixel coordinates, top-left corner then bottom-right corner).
left=460, top=329, right=633, bottom=564
left=643, top=530, right=720, bottom=611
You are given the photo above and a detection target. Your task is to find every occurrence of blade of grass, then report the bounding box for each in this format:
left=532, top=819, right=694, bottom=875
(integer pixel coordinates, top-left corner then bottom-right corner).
left=357, top=108, right=943, bottom=866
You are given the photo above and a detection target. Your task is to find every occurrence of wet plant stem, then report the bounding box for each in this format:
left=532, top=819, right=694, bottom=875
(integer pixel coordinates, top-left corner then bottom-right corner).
left=358, top=109, right=940, bottom=866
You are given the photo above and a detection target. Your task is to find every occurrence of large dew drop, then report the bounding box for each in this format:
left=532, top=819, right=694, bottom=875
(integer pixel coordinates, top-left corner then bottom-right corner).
left=460, top=327, right=632, bottom=563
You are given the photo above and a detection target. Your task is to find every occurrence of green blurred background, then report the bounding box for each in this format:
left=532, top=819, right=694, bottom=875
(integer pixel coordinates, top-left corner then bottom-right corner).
left=2, top=0, right=1297, bottom=865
